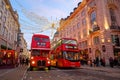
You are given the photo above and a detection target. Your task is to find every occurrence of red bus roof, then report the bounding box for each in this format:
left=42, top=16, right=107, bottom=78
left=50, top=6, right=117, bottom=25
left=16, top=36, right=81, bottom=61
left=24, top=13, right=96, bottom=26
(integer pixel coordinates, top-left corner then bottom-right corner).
left=31, top=34, right=50, bottom=49
left=32, top=34, right=49, bottom=38
left=61, top=38, right=77, bottom=40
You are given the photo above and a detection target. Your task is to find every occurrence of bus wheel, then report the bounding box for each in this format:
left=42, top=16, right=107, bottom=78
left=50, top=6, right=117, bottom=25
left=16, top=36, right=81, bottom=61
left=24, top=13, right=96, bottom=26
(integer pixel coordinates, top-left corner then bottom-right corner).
left=48, top=66, right=51, bottom=70
left=56, top=62, right=58, bottom=68
left=30, top=66, right=33, bottom=71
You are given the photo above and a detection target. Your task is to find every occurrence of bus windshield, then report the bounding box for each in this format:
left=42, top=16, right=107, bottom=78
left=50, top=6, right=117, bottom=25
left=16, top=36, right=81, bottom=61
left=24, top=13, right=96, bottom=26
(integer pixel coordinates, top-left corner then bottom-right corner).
left=31, top=50, right=49, bottom=57
left=34, top=37, right=49, bottom=42
left=62, top=39, right=77, bottom=45
left=63, top=51, right=80, bottom=61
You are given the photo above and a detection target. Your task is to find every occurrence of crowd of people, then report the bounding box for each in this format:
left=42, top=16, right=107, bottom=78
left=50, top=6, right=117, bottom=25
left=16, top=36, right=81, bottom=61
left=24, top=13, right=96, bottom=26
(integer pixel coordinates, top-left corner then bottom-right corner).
left=86, top=56, right=120, bottom=68
left=19, top=57, right=29, bottom=66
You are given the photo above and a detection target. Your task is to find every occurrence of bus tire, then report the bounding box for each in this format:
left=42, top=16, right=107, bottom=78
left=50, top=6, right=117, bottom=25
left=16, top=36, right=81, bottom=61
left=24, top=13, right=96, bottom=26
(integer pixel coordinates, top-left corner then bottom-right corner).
left=56, top=62, right=58, bottom=68
left=48, top=66, right=51, bottom=70
left=30, top=66, right=33, bottom=71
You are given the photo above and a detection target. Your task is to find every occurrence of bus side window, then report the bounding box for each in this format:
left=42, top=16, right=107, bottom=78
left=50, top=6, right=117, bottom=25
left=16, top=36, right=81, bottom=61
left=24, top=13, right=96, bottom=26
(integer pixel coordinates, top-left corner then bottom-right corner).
left=58, top=52, right=62, bottom=59
left=63, top=51, right=67, bottom=59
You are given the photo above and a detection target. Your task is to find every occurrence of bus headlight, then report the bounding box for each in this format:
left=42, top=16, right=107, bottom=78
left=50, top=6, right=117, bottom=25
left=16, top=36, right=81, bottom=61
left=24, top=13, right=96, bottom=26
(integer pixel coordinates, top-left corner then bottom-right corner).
left=32, top=61, right=35, bottom=64
left=31, top=56, right=34, bottom=59
left=47, top=61, right=50, bottom=64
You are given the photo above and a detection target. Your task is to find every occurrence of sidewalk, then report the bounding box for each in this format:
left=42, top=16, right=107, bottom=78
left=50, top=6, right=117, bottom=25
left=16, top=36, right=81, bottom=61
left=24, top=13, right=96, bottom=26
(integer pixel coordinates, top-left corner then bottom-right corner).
left=81, top=65, right=120, bottom=73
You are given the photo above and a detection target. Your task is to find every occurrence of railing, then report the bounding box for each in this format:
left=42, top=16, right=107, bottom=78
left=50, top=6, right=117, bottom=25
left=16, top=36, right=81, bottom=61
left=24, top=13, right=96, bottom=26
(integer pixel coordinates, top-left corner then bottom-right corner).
left=110, top=25, right=120, bottom=30
left=89, top=26, right=100, bottom=34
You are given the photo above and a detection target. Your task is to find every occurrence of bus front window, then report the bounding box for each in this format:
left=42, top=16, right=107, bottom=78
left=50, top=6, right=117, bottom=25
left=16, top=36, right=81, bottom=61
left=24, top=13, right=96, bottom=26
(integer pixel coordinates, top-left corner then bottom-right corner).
left=63, top=51, right=80, bottom=61
left=62, top=39, right=77, bottom=45
left=42, top=51, right=49, bottom=57
left=31, top=50, right=40, bottom=56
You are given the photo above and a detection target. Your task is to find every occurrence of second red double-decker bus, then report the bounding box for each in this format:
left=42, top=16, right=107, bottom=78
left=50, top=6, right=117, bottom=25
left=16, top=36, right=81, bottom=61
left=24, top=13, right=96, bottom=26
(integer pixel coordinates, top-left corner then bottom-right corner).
left=50, top=38, right=81, bottom=68
left=30, top=34, right=51, bottom=70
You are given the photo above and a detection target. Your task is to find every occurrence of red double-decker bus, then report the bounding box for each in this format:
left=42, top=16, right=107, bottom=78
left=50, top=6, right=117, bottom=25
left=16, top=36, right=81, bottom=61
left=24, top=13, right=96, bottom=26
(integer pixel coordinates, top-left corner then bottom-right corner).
left=50, top=38, right=81, bottom=68
left=30, top=34, right=51, bottom=70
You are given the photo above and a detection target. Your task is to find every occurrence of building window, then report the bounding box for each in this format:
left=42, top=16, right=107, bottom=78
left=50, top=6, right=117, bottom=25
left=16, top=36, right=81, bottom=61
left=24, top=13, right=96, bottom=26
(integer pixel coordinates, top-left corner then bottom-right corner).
left=78, top=32, right=81, bottom=40
left=82, top=18, right=86, bottom=26
left=109, top=8, right=116, bottom=25
left=73, top=25, right=75, bottom=31
left=2, top=26, right=5, bottom=35
left=81, top=10, right=85, bottom=16
left=83, top=29, right=87, bottom=37
left=90, top=11, right=96, bottom=24
left=77, top=22, right=80, bottom=28
left=93, top=36, right=99, bottom=45
left=111, top=35, right=119, bottom=46
left=80, top=41, right=87, bottom=48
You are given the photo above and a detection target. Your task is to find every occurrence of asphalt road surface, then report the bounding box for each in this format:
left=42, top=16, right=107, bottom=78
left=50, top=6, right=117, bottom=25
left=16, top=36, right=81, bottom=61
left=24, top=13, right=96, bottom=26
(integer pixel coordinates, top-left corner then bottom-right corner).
left=23, top=67, right=120, bottom=80
left=0, top=66, right=120, bottom=80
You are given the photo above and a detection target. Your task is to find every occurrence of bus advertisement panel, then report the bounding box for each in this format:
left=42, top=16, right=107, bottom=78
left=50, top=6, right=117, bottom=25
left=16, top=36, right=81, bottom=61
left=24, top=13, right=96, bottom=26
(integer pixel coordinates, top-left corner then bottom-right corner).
left=51, top=38, right=81, bottom=68
left=30, top=34, right=51, bottom=70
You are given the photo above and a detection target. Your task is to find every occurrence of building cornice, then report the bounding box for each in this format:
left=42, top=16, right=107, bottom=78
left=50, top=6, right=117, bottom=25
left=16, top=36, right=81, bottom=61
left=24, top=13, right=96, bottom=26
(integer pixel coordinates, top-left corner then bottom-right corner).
left=4, top=0, right=20, bottom=28
left=59, top=0, right=89, bottom=31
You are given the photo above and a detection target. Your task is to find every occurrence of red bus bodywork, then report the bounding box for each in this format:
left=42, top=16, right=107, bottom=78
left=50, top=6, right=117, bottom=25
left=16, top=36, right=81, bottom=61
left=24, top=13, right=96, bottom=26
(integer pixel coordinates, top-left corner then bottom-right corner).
left=30, top=34, right=51, bottom=70
left=0, top=50, right=18, bottom=68
left=51, top=38, right=81, bottom=68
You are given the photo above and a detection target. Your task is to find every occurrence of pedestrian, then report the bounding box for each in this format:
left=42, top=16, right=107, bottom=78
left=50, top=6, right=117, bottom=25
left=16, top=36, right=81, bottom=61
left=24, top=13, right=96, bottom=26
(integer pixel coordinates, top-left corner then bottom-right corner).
left=22, top=58, right=25, bottom=65
left=109, top=57, right=114, bottom=68
left=93, top=59, right=96, bottom=67
left=114, top=56, right=118, bottom=66
left=25, top=58, right=29, bottom=66
left=96, top=57, right=99, bottom=67
left=100, top=58, right=103, bottom=66
left=102, top=57, right=106, bottom=67
left=19, top=57, right=22, bottom=66
left=88, top=57, right=92, bottom=67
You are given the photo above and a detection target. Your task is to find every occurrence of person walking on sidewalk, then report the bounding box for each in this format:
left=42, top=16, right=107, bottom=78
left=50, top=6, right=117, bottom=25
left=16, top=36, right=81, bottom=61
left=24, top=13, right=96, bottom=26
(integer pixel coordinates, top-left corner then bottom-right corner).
left=100, top=57, right=106, bottom=67
left=96, top=57, right=99, bottom=67
left=25, top=58, right=29, bottom=66
left=109, top=57, right=114, bottom=68
left=93, top=59, right=96, bottom=67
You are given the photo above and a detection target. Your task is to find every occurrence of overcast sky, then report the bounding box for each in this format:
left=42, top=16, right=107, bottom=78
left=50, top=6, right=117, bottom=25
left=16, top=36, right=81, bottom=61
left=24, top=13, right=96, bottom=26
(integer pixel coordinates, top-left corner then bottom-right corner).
left=10, top=0, right=82, bottom=49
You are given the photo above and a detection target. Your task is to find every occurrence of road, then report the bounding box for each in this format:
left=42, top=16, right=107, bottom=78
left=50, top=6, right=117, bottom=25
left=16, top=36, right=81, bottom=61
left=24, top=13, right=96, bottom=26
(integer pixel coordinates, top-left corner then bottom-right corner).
left=0, top=65, right=27, bottom=80
left=23, top=67, right=120, bottom=80
left=0, top=66, right=120, bottom=80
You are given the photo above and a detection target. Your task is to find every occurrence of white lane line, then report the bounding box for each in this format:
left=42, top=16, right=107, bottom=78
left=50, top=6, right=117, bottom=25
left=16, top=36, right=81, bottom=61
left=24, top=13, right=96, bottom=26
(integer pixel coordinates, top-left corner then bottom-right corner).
left=0, top=69, right=15, bottom=77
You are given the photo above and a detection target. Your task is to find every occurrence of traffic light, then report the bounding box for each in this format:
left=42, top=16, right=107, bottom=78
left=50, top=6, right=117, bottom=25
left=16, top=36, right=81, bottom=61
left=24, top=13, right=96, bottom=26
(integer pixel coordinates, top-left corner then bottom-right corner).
left=115, top=37, right=120, bottom=46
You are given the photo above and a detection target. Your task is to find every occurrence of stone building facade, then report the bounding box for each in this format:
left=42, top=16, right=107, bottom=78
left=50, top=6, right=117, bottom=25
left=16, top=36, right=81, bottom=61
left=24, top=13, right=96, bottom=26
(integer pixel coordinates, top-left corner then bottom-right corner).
left=0, top=0, right=29, bottom=58
left=0, top=0, right=20, bottom=50
left=57, top=0, right=120, bottom=64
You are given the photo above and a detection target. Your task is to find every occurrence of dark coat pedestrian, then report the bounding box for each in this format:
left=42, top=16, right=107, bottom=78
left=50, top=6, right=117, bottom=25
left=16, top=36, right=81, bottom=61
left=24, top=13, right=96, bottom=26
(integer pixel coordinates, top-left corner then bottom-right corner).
left=25, top=58, right=29, bottom=66
left=22, top=58, right=25, bottom=65
left=109, top=57, right=114, bottom=68
left=114, top=57, right=118, bottom=66
left=96, top=57, right=99, bottom=67
left=102, top=57, right=106, bottom=67
left=93, top=59, right=96, bottom=67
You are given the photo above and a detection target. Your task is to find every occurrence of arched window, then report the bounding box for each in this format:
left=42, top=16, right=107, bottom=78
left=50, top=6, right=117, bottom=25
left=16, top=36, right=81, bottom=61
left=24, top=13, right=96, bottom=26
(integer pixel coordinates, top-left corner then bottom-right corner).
left=109, top=8, right=116, bottom=25
left=90, top=11, right=96, bottom=24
